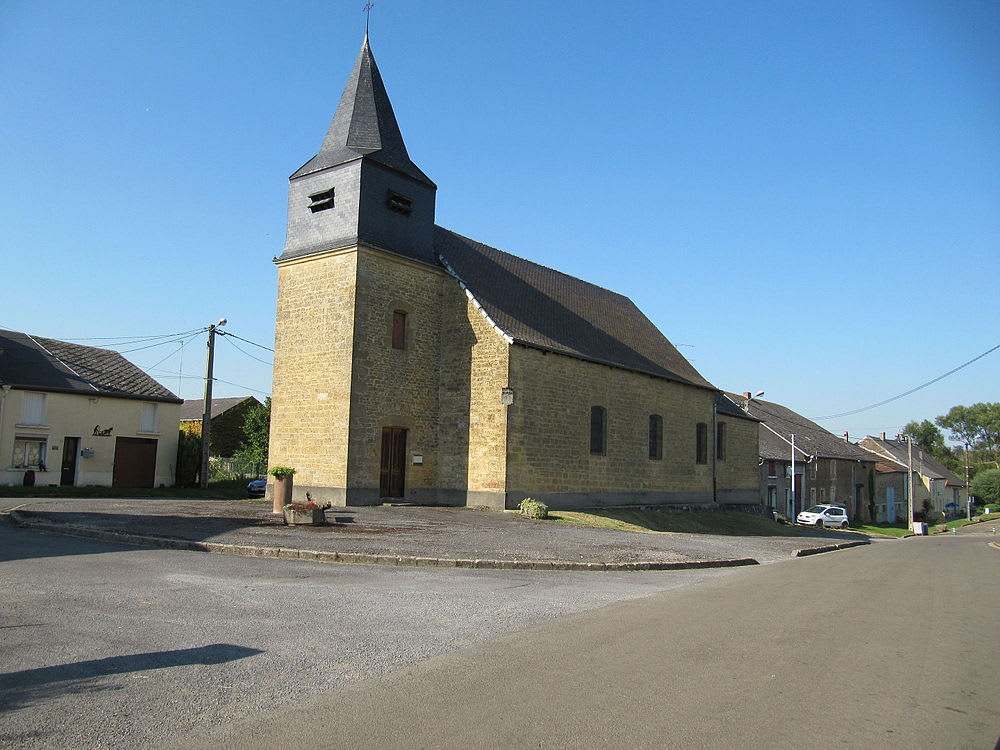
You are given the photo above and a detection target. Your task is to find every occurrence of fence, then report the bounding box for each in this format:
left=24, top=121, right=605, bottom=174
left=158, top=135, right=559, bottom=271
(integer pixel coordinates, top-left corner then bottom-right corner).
left=209, top=457, right=266, bottom=482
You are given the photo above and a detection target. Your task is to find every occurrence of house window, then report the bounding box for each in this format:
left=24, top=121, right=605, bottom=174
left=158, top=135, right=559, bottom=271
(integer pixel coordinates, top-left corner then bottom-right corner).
left=830, top=460, right=837, bottom=479
left=810, top=459, right=817, bottom=478
left=308, top=187, right=336, bottom=213
left=12, top=436, right=46, bottom=469
left=392, top=311, right=407, bottom=350
left=715, top=421, right=727, bottom=461
left=387, top=190, right=413, bottom=215
left=648, top=414, right=663, bottom=460
left=830, top=486, right=837, bottom=503
left=20, top=392, right=46, bottom=426
left=820, top=487, right=826, bottom=502
left=590, top=406, right=606, bottom=455
left=767, top=460, right=777, bottom=478
left=696, top=422, right=708, bottom=464
left=139, top=403, right=158, bottom=433
left=810, top=488, right=816, bottom=504
left=767, top=486, right=777, bottom=507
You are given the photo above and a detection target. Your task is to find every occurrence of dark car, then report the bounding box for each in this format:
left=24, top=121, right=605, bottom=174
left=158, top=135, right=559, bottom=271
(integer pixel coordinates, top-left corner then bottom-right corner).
left=247, top=478, right=266, bottom=498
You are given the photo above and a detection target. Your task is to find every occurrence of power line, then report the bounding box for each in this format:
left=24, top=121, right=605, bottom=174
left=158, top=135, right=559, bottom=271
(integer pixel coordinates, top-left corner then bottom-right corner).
left=212, top=377, right=271, bottom=397
left=813, top=342, right=1000, bottom=421
left=219, top=334, right=274, bottom=367
left=216, top=330, right=273, bottom=352
left=57, top=328, right=206, bottom=346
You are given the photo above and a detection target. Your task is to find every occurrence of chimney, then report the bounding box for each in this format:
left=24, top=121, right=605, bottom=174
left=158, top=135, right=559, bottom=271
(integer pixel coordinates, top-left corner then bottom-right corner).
left=742, top=392, right=751, bottom=400
left=880, top=431, right=886, bottom=440
left=842, top=431, right=849, bottom=442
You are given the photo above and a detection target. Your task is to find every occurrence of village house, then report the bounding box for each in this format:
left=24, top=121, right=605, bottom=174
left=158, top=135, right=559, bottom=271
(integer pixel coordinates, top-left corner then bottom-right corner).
left=266, top=35, right=759, bottom=509
left=0, top=329, right=181, bottom=488
left=859, top=434, right=967, bottom=520
left=180, top=396, right=261, bottom=458
left=725, top=392, right=876, bottom=522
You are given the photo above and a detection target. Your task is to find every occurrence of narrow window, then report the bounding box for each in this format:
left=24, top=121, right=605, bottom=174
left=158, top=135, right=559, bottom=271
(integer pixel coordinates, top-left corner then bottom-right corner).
left=139, top=403, right=158, bottom=433
left=715, top=421, right=727, bottom=462
left=696, top=422, right=708, bottom=464
left=391, top=311, right=406, bottom=350
left=830, top=460, right=837, bottom=479
left=20, top=392, right=46, bottom=426
left=648, top=414, right=663, bottom=460
left=590, top=406, right=606, bottom=455
left=308, top=187, right=336, bottom=213
left=387, top=190, right=413, bottom=215
left=767, top=460, right=777, bottom=478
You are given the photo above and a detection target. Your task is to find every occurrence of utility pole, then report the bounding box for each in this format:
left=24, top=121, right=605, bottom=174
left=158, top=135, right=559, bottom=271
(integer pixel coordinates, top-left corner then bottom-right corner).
left=790, top=434, right=796, bottom=519
left=199, top=319, right=226, bottom=489
left=907, top=435, right=914, bottom=530
left=965, top=441, right=972, bottom=521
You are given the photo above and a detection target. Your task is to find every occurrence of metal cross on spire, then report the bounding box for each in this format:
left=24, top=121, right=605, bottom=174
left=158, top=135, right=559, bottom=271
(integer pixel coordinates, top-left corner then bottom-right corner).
left=363, top=2, right=375, bottom=35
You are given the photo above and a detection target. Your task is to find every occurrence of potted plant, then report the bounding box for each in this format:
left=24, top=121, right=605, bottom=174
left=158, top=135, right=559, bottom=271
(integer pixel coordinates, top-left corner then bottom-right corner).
left=282, top=498, right=331, bottom=526
left=269, top=466, right=296, bottom=514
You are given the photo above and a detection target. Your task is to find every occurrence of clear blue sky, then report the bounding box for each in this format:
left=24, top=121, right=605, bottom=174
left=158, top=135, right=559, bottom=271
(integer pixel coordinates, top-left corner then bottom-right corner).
left=2, top=1, right=997, bottom=442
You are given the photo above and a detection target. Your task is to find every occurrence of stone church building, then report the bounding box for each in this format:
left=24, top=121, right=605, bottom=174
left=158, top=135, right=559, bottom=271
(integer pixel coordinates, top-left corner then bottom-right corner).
left=267, top=35, right=758, bottom=510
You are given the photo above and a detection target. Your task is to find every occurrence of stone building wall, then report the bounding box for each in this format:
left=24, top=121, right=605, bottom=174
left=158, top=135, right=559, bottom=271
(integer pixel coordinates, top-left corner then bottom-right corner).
left=504, top=345, right=757, bottom=509
left=267, top=249, right=358, bottom=504
left=344, top=249, right=447, bottom=504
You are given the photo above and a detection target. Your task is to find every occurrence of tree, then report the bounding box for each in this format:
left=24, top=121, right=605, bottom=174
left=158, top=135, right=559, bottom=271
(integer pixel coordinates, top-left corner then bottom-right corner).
left=936, top=402, right=1000, bottom=469
left=175, top=430, right=201, bottom=487
left=970, top=468, right=1000, bottom=505
left=234, top=397, right=271, bottom=468
left=902, top=420, right=947, bottom=456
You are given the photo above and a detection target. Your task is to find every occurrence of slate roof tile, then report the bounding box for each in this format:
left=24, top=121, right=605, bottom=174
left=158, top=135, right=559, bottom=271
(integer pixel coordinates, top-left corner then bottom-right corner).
left=435, top=227, right=716, bottom=390
left=0, top=330, right=181, bottom=403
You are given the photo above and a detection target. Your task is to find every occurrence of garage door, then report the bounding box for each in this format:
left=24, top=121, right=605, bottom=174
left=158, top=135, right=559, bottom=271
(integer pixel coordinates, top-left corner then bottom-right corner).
left=113, top=437, right=158, bottom=488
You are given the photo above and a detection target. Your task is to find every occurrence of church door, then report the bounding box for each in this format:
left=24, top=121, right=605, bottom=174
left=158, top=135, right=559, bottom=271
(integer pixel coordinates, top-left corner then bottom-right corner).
left=380, top=427, right=407, bottom=498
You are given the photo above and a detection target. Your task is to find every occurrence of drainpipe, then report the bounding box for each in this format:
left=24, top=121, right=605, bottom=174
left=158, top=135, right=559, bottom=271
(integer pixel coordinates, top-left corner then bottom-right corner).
left=711, top=401, right=718, bottom=504
left=0, top=385, right=9, bottom=469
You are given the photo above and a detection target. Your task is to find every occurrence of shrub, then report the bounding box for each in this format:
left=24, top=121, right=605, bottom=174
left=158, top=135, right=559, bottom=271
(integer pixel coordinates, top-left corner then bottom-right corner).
left=519, top=497, right=548, bottom=519
left=268, top=466, right=296, bottom=479
left=971, top=469, right=1000, bottom=505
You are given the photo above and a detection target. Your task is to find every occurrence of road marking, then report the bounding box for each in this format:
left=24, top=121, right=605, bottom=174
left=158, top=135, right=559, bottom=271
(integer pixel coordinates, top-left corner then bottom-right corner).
left=988, top=542, right=1000, bottom=551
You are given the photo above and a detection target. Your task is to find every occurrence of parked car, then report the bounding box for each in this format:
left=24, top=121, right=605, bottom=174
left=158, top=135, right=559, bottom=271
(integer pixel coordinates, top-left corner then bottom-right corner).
left=247, top=478, right=266, bottom=498
left=796, top=504, right=849, bottom=528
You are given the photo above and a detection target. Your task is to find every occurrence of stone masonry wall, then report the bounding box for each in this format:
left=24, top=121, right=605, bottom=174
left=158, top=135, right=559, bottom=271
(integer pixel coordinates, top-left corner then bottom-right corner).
left=505, top=345, right=757, bottom=509
left=346, top=250, right=446, bottom=503
left=268, top=250, right=358, bottom=503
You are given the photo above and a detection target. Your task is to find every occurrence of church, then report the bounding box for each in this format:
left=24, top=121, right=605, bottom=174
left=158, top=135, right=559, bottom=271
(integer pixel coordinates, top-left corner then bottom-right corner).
left=266, top=34, right=758, bottom=510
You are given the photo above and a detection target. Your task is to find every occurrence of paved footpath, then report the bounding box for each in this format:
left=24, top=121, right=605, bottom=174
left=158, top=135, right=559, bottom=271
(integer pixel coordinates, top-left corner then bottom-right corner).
left=3, top=498, right=866, bottom=569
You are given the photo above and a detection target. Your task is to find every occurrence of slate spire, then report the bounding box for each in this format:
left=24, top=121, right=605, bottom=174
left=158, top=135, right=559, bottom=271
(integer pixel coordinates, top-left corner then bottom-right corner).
left=291, top=34, right=434, bottom=186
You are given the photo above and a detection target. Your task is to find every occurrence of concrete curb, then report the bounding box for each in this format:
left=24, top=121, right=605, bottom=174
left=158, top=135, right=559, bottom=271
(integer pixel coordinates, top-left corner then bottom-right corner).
left=8, top=510, right=760, bottom=572
left=794, top=539, right=871, bottom=557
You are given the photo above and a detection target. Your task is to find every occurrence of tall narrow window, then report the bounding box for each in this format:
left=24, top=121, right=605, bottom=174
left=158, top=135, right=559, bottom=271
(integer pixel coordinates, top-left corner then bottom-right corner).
left=392, top=311, right=406, bottom=350
left=20, top=392, right=46, bottom=426
left=696, top=422, right=708, bottom=464
left=590, top=406, right=606, bottom=455
left=648, top=414, right=663, bottom=460
left=767, top=460, right=777, bottom=478
left=715, top=421, right=727, bottom=461
left=139, top=403, right=158, bottom=433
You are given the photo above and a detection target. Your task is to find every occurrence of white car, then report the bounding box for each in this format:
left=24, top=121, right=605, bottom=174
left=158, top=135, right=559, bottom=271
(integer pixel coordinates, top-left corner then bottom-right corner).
left=797, top=504, right=849, bottom=528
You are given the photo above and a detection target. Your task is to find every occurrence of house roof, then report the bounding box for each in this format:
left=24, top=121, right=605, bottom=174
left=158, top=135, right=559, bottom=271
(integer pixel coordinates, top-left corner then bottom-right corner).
left=859, top=436, right=965, bottom=486
left=0, top=330, right=181, bottom=403
left=436, top=227, right=717, bottom=391
left=291, top=35, right=435, bottom=187
left=723, top=393, right=874, bottom=463
left=180, top=396, right=260, bottom=422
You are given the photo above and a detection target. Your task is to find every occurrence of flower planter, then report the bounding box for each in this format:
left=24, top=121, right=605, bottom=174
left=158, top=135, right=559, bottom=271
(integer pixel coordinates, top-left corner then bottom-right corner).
left=283, top=506, right=326, bottom=526
left=273, top=475, right=293, bottom=514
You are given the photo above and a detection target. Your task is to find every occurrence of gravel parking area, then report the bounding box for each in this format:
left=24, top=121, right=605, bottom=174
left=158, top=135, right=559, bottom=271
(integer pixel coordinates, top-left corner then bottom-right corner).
left=3, top=498, right=864, bottom=565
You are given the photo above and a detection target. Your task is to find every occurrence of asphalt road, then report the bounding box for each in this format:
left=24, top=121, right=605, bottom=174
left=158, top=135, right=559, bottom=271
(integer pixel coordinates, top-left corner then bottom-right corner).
left=0, top=524, right=731, bottom=750
left=168, top=531, right=1000, bottom=750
